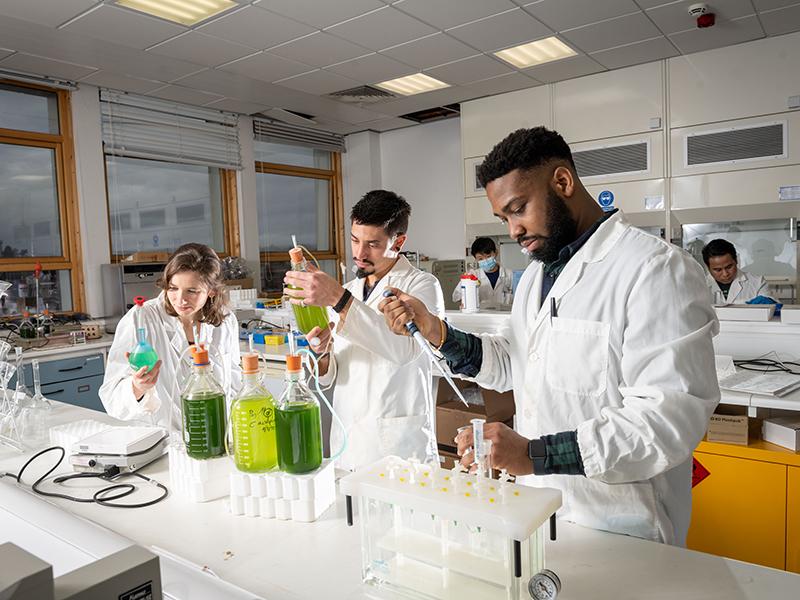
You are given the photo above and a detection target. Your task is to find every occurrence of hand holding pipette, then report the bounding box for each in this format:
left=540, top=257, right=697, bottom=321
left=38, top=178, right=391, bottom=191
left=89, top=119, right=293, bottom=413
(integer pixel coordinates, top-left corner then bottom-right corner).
left=380, top=289, right=468, bottom=407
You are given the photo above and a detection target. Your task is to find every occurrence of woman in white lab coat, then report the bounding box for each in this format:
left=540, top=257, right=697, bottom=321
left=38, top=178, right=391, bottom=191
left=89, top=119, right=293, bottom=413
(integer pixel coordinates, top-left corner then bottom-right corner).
left=702, top=238, right=774, bottom=304
left=99, top=243, right=241, bottom=430
left=452, top=237, right=514, bottom=309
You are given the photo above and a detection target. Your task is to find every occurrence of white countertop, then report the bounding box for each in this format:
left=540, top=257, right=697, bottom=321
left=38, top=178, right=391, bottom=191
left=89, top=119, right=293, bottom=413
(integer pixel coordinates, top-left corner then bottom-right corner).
left=0, top=404, right=797, bottom=599
left=18, top=334, right=114, bottom=360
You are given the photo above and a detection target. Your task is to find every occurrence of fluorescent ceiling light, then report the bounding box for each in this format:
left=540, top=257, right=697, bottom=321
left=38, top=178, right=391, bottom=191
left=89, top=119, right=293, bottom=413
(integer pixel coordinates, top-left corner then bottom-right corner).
left=374, top=73, right=449, bottom=97
left=115, top=0, right=237, bottom=26
left=494, top=37, right=577, bottom=69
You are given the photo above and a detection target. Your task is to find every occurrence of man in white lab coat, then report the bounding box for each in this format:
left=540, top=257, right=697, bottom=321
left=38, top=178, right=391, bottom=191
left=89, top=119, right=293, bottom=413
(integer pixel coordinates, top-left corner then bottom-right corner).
left=284, top=190, right=444, bottom=471
left=380, top=127, right=719, bottom=546
left=452, top=237, right=514, bottom=309
left=702, top=238, right=775, bottom=304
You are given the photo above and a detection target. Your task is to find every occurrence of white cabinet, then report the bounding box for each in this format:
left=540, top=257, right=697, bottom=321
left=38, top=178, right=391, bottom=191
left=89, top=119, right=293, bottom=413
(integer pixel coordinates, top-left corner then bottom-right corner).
left=585, top=179, right=666, bottom=228
left=460, top=85, right=551, bottom=159
left=669, top=32, right=800, bottom=129
left=554, top=62, right=663, bottom=143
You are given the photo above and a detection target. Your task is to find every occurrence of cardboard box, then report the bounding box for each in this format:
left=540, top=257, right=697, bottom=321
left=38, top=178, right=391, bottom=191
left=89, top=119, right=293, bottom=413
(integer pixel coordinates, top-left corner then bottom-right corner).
left=762, top=416, right=800, bottom=451
left=225, top=278, right=254, bottom=290
left=438, top=446, right=460, bottom=470
left=435, top=379, right=515, bottom=446
left=707, top=408, right=761, bottom=446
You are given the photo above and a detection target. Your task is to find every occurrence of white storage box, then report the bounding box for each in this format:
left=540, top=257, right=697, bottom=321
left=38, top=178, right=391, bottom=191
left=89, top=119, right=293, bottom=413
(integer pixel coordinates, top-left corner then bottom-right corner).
left=714, top=304, right=775, bottom=321
left=762, top=416, right=800, bottom=451
left=780, top=305, right=800, bottom=324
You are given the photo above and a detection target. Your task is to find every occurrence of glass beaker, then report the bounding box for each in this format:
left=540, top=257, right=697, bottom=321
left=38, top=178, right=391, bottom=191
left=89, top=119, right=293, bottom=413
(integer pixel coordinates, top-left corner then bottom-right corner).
left=275, top=354, right=323, bottom=473
left=128, top=296, right=159, bottom=372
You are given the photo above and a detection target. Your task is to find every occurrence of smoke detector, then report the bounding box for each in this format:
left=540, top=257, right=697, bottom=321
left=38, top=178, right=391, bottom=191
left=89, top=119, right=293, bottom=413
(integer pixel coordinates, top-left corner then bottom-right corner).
left=688, top=3, right=716, bottom=28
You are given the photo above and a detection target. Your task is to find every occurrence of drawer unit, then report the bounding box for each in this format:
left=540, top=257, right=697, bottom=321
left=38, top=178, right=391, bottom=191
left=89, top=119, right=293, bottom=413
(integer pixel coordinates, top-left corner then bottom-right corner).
left=40, top=375, right=105, bottom=412
left=10, top=353, right=106, bottom=413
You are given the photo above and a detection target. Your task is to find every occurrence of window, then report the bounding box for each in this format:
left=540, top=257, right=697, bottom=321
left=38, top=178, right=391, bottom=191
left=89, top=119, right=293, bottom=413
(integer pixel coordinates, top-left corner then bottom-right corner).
left=101, top=91, right=241, bottom=261
left=0, top=80, right=83, bottom=315
left=254, top=139, right=345, bottom=295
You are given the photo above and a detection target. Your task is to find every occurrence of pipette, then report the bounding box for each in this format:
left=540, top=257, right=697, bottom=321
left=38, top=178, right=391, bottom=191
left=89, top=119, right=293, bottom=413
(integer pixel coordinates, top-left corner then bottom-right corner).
left=382, top=290, right=468, bottom=407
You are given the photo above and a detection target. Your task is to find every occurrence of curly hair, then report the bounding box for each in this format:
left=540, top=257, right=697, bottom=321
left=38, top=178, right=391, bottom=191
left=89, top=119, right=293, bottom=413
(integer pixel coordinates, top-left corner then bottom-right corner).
left=350, top=189, right=411, bottom=237
left=157, top=243, right=228, bottom=327
left=477, top=127, right=575, bottom=189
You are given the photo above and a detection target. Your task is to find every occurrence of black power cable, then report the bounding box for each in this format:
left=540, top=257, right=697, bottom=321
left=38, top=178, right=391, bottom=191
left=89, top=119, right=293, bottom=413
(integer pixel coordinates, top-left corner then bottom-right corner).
left=2, top=446, right=168, bottom=509
left=733, top=358, right=800, bottom=376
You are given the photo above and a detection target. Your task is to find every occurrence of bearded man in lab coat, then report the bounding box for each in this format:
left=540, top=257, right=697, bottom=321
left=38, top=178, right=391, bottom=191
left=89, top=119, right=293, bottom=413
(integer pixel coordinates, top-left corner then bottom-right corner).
left=379, top=127, right=720, bottom=546
left=702, top=238, right=775, bottom=304
left=284, top=189, right=444, bottom=471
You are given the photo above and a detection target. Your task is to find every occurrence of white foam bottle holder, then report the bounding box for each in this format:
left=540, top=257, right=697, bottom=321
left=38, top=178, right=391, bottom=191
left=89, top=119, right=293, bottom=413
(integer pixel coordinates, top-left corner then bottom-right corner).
left=228, top=459, right=335, bottom=523
left=168, top=444, right=234, bottom=503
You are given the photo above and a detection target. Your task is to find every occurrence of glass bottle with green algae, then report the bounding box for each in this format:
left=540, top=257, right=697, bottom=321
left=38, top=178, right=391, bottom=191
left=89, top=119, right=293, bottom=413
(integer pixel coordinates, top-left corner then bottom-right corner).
left=128, top=296, right=159, bottom=372
left=275, top=354, right=323, bottom=474
left=287, top=246, right=330, bottom=335
left=180, top=346, right=226, bottom=459
left=230, top=353, right=278, bottom=472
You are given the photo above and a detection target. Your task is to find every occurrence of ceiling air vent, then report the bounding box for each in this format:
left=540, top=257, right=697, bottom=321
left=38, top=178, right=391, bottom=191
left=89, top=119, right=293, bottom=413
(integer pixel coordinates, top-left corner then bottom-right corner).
left=686, top=122, right=785, bottom=167
left=327, top=85, right=396, bottom=104
left=573, top=141, right=648, bottom=178
left=400, top=103, right=460, bottom=124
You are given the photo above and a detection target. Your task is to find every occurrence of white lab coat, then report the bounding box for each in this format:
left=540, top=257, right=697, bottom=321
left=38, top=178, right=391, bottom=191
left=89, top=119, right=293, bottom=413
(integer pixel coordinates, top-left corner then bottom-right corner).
left=99, top=295, right=242, bottom=432
left=452, top=266, right=514, bottom=309
left=321, top=255, right=445, bottom=471
left=706, top=269, right=773, bottom=304
left=473, top=211, right=719, bottom=545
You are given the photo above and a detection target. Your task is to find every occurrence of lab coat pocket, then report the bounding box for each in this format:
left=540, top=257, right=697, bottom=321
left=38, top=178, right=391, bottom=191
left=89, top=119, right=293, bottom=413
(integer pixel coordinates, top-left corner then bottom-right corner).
left=545, top=317, right=610, bottom=396
left=377, top=414, right=431, bottom=460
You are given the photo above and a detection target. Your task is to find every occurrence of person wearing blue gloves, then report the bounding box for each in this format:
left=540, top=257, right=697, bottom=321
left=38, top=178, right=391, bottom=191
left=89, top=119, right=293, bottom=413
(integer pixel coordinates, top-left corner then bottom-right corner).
left=702, top=238, right=777, bottom=305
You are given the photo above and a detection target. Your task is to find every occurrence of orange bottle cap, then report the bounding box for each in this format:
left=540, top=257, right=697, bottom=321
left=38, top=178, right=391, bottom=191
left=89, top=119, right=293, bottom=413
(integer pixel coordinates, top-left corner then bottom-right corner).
left=242, top=353, right=260, bottom=374
left=192, top=346, right=209, bottom=365
left=288, top=247, right=304, bottom=265
left=286, top=354, right=302, bottom=372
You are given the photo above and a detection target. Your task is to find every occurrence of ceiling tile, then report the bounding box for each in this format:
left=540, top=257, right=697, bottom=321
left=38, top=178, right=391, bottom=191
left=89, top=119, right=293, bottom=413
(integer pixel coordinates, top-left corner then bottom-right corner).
left=375, top=86, right=470, bottom=116
left=0, top=52, right=97, bottom=80
left=394, top=0, right=518, bottom=30
left=274, top=69, right=362, bottom=95
left=752, top=0, right=800, bottom=10
left=447, top=8, right=553, bottom=52
left=361, top=116, right=417, bottom=132
left=454, top=71, right=542, bottom=101
left=668, top=15, right=765, bottom=54
left=219, top=51, right=314, bottom=82
left=203, top=97, right=272, bottom=114
left=255, top=0, right=384, bottom=28
left=269, top=32, right=370, bottom=68
left=380, top=33, right=476, bottom=69
left=0, top=0, right=98, bottom=29
left=149, top=85, right=225, bottom=106
left=149, top=32, right=256, bottom=67
left=60, top=4, right=186, bottom=50
left=632, top=0, right=678, bottom=8
left=325, top=53, right=416, bottom=83
left=590, top=36, right=678, bottom=69
left=0, top=49, right=14, bottom=61
left=198, top=6, right=315, bottom=51
left=759, top=3, right=800, bottom=36
left=325, top=6, right=436, bottom=51
left=425, top=55, right=512, bottom=85
left=561, top=12, right=661, bottom=53
left=521, top=0, right=640, bottom=32
left=78, top=70, right=164, bottom=93
left=522, top=53, right=605, bottom=82
left=647, top=0, right=754, bottom=35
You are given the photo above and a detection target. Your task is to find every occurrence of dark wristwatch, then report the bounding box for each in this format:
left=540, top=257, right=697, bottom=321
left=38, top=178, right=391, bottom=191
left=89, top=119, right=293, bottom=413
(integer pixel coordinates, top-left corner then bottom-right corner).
left=332, top=289, right=352, bottom=314
left=528, top=438, right=547, bottom=475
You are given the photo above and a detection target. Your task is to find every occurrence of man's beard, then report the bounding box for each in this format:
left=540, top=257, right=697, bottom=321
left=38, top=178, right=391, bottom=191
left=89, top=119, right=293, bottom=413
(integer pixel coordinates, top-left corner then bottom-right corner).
left=518, top=190, right=577, bottom=263
left=355, top=262, right=374, bottom=279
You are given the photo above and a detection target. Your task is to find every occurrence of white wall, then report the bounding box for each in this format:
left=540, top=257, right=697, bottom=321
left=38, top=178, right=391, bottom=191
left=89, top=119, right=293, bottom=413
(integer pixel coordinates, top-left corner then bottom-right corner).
left=342, top=131, right=381, bottom=268
left=379, top=118, right=465, bottom=261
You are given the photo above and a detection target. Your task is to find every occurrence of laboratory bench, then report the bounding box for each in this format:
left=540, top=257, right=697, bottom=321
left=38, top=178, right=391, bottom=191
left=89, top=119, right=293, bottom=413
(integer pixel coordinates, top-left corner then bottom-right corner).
left=0, top=403, right=799, bottom=600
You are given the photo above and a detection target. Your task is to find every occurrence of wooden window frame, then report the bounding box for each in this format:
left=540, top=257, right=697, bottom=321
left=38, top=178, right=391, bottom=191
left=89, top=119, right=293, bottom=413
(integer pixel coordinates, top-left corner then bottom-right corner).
left=256, top=152, right=345, bottom=284
left=103, top=155, right=241, bottom=263
left=0, top=80, right=85, bottom=312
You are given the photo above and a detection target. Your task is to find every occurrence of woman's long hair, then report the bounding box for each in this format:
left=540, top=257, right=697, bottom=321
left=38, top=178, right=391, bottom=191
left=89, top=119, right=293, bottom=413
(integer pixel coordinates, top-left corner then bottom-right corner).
left=157, top=243, right=228, bottom=326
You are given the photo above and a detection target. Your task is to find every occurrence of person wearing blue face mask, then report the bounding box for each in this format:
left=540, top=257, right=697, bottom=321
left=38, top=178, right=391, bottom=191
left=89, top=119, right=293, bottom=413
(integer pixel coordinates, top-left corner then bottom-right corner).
left=452, top=237, right=514, bottom=309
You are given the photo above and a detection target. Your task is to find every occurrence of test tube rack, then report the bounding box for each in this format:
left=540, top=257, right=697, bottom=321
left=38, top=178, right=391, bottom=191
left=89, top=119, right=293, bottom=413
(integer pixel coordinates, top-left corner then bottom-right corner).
left=168, top=444, right=233, bottom=503
left=228, top=459, right=335, bottom=523
left=340, top=456, right=562, bottom=600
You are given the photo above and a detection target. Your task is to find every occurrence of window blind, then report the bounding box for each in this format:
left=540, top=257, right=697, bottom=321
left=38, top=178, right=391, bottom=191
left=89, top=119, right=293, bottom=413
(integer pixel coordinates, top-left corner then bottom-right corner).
left=253, top=118, right=345, bottom=154
left=100, top=89, right=242, bottom=170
